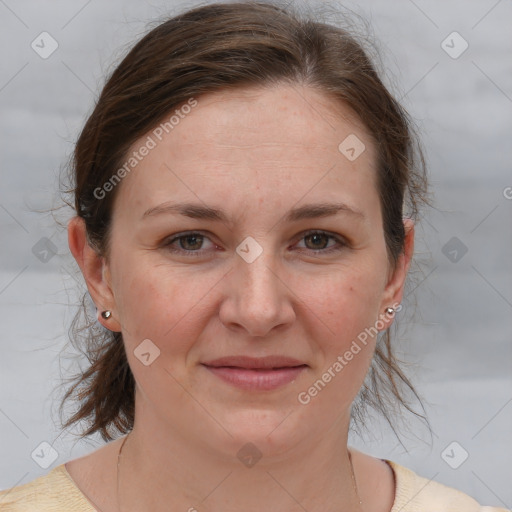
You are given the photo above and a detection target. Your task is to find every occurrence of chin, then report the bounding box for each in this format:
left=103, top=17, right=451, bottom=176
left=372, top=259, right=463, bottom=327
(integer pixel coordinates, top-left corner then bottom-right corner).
left=211, top=407, right=308, bottom=460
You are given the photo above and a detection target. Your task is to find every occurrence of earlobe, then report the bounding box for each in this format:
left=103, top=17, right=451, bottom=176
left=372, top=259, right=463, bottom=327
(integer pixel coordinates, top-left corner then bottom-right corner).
left=67, top=216, right=121, bottom=331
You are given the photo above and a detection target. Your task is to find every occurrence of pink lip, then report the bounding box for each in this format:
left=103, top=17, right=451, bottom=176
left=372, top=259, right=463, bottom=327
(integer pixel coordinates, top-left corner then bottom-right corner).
left=202, top=356, right=308, bottom=391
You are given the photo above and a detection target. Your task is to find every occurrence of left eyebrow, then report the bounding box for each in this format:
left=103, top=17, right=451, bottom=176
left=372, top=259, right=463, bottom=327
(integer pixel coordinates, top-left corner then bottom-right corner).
left=285, top=202, right=365, bottom=222
left=141, top=201, right=365, bottom=223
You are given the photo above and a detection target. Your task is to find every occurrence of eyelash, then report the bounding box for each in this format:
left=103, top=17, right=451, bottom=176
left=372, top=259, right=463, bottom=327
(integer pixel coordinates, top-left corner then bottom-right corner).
left=161, top=230, right=347, bottom=257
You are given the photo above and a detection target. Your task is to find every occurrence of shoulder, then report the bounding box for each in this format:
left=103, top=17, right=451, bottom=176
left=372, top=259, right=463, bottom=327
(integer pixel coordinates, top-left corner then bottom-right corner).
left=387, top=460, right=510, bottom=512
left=0, top=464, right=95, bottom=512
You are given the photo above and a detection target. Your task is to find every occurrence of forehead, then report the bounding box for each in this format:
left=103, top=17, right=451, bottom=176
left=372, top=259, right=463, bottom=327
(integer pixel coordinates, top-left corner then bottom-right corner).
left=174, top=84, right=373, bottom=153
left=113, top=84, right=378, bottom=220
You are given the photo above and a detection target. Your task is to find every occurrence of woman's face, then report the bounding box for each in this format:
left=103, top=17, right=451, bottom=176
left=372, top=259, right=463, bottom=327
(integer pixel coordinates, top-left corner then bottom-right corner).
left=80, top=84, right=411, bottom=457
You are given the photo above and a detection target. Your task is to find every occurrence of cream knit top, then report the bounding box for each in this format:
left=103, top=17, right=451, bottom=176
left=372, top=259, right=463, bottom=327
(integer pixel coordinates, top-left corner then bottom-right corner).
left=0, top=460, right=509, bottom=511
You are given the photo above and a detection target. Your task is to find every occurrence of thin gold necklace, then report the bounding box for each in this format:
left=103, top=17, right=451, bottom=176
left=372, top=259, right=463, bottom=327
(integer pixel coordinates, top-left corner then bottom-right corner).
left=116, top=433, right=363, bottom=511
left=348, top=448, right=364, bottom=508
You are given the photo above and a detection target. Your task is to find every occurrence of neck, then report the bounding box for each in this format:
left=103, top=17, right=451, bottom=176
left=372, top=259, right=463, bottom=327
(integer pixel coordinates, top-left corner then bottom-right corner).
left=116, top=402, right=363, bottom=512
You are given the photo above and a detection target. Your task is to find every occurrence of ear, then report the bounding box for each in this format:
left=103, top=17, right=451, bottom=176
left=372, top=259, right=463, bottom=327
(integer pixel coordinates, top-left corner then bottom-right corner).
left=67, top=216, right=122, bottom=332
left=378, top=218, right=414, bottom=326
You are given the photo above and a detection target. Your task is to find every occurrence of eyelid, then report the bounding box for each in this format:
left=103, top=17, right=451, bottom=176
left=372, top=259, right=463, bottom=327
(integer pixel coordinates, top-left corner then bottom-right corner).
left=162, top=230, right=218, bottom=256
left=294, top=229, right=347, bottom=250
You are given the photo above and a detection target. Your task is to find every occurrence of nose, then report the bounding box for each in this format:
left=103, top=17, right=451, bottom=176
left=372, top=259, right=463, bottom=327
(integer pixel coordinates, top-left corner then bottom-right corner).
left=219, top=246, right=295, bottom=337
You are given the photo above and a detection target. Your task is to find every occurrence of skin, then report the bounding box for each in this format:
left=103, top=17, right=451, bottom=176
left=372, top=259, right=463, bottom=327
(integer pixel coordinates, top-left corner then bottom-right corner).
left=67, top=83, right=414, bottom=512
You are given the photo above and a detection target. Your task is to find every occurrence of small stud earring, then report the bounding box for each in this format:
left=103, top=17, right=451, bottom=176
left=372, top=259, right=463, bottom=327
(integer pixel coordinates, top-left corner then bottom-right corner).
left=385, top=307, right=395, bottom=316
left=101, top=310, right=112, bottom=319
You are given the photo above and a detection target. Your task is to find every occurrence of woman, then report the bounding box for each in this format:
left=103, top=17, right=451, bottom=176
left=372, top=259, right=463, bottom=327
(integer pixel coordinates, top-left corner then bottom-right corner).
left=0, top=1, right=507, bottom=510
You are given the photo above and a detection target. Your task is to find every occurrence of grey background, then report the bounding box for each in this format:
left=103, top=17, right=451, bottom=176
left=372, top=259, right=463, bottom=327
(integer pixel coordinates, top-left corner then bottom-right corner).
left=0, top=0, right=511, bottom=507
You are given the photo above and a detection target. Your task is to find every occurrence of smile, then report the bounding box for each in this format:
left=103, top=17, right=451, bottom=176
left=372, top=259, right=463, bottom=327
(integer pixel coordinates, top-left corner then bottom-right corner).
left=202, top=365, right=308, bottom=391
left=201, top=356, right=308, bottom=391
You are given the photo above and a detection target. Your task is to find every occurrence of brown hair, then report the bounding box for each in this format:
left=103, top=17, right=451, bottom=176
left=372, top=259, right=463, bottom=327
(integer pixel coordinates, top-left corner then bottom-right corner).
left=59, top=0, right=429, bottom=442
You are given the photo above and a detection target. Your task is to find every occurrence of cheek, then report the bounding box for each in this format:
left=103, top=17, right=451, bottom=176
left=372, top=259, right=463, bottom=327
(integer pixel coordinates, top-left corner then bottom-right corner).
left=303, top=263, right=385, bottom=345
left=298, top=271, right=385, bottom=411
left=110, top=256, right=214, bottom=355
